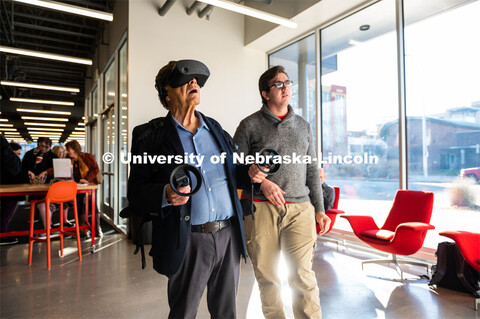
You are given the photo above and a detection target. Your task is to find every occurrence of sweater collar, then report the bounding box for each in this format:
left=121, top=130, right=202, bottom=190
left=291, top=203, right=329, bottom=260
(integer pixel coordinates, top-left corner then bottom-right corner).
left=260, top=104, right=294, bottom=123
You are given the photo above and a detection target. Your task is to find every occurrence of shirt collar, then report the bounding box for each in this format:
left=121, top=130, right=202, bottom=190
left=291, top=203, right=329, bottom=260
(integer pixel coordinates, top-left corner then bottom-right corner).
left=261, top=104, right=294, bottom=122
left=170, top=110, right=210, bottom=133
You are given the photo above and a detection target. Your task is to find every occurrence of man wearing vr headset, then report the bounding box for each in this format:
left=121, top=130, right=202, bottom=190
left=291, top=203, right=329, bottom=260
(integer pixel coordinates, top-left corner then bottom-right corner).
left=234, top=66, right=331, bottom=319
left=127, top=60, right=266, bottom=318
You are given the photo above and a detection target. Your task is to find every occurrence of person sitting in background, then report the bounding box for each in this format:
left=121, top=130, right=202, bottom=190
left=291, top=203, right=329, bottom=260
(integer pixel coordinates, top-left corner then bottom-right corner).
left=51, top=145, right=66, bottom=158
left=52, top=144, right=72, bottom=227
left=319, top=168, right=335, bottom=211
left=21, top=137, right=57, bottom=234
left=65, top=140, right=103, bottom=238
left=9, top=142, right=21, bottom=157
left=0, top=137, right=28, bottom=245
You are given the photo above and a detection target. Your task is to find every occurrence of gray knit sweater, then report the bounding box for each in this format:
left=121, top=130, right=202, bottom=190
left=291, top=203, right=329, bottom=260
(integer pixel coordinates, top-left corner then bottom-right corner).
left=234, top=104, right=325, bottom=212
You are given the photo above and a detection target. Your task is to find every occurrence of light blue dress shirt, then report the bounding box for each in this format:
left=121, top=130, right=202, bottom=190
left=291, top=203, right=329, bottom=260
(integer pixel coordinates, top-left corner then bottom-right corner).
left=162, top=112, right=234, bottom=225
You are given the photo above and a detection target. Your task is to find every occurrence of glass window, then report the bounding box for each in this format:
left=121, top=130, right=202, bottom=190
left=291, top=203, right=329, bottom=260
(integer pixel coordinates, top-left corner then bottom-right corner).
left=92, top=86, right=98, bottom=117
left=404, top=0, right=480, bottom=237
left=118, top=41, right=128, bottom=229
left=102, top=61, right=116, bottom=216
left=104, top=61, right=116, bottom=110
left=269, top=34, right=317, bottom=144
left=320, top=0, right=399, bottom=231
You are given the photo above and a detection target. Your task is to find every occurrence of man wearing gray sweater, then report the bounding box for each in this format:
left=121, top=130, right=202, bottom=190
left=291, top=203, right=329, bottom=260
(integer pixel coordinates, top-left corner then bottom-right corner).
left=234, top=65, right=330, bottom=319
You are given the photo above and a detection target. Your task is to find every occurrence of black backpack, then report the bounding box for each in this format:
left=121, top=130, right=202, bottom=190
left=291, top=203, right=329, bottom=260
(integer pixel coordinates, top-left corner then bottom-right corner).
left=120, top=117, right=166, bottom=269
left=429, top=241, right=480, bottom=297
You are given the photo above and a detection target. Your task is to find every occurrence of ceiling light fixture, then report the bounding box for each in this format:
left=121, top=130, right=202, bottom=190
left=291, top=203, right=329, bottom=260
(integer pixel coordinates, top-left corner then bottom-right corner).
left=1, top=81, right=80, bottom=93
left=196, top=0, right=297, bottom=28
left=11, top=97, right=74, bottom=106
left=0, top=119, right=8, bottom=122
left=21, top=116, right=69, bottom=122
left=27, top=127, right=64, bottom=132
left=0, top=124, right=14, bottom=127
left=360, top=24, right=370, bottom=31
left=30, top=132, right=62, bottom=136
left=0, top=46, right=92, bottom=65
left=13, top=0, right=113, bottom=21
left=17, top=108, right=71, bottom=115
left=0, top=128, right=19, bottom=131
left=24, top=122, right=66, bottom=127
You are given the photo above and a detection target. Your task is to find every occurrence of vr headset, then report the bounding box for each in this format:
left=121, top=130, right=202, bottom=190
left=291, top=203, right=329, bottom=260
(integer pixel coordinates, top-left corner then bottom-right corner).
left=157, top=60, right=210, bottom=101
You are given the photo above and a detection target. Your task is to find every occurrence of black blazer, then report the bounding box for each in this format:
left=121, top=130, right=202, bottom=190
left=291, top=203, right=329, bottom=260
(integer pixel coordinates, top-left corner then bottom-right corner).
left=128, top=112, right=250, bottom=277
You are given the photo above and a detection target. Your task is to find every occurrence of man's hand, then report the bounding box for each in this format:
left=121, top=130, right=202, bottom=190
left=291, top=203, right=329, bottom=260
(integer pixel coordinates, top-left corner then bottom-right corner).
left=248, top=164, right=268, bottom=183
left=316, top=212, right=331, bottom=235
left=28, top=170, right=35, bottom=180
left=166, top=184, right=191, bottom=206
left=260, top=179, right=285, bottom=206
left=79, top=178, right=89, bottom=184
left=38, top=171, right=48, bottom=183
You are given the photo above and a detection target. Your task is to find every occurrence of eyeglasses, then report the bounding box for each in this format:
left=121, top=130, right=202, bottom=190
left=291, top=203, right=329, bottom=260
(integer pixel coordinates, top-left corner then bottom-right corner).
left=269, top=80, right=293, bottom=89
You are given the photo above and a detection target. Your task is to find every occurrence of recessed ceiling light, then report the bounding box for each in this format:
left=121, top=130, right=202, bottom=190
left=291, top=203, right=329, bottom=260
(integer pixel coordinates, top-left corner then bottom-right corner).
left=1, top=81, right=80, bottom=93
left=17, top=108, right=71, bottom=115
left=27, top=127, right=64, bottom=132
left=0, top=46, right=92, bottom=65
left=21, top=116, right=69, bottom=122
left=13, top=0, right=113, bottom=21
left=197, top=0, right=297, bottom=28
left=360, top=24, right=370, bottom=31
left=11, top=97, right=74, bottom=106
left=24, top=122, right=66, bottom=127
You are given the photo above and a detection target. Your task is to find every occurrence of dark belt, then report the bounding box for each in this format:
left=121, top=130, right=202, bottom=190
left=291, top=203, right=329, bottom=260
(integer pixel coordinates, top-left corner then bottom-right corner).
left=191, top=219, right=231, bottom=233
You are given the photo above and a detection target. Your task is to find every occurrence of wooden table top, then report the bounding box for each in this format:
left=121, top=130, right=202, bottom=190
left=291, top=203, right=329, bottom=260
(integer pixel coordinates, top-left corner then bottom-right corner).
left=0, top=183, right=98, bottom=194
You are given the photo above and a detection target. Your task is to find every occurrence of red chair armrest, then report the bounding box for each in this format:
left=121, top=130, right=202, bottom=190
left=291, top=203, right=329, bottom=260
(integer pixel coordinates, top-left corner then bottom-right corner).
left=395, top=222, right=435, bottom=232
left=325, top=208, right=344, bottom=215
left=340, top=215, right=379, bottom=234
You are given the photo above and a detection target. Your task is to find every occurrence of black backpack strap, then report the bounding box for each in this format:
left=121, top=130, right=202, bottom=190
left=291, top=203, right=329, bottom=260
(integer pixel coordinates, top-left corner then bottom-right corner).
left=148, top=117, right=166, bottom=175
left=133, top=221, right=147, bottom=269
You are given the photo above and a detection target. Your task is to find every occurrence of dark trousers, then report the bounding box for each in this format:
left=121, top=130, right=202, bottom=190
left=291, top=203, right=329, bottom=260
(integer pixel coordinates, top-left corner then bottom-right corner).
left=77, top=191, right=102, bottom=233
left=167, top=224, right=241, bottom=319
left=0, top=198, right=19, bottom=233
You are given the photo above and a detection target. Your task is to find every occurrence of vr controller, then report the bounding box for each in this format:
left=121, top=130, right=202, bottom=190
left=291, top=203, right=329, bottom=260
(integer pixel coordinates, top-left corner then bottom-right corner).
left=169, top=164, right=203, bottom=197
left=256, top=148, right=280, bottom=175
left=242, top=148, right=281, bottom=220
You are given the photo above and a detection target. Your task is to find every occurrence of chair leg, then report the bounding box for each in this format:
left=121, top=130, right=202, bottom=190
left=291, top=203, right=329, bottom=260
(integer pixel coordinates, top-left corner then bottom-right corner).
left=45, top=202, right=51, bottom=270
left=59, top=203, right=64, bottom=257
left=73, top=199, right=82, bottom=261
left=475, top=298, right=479, bottom=311
left=28, top=203, right=36, bottom=265
left=361, top=254, right=430, bottom=281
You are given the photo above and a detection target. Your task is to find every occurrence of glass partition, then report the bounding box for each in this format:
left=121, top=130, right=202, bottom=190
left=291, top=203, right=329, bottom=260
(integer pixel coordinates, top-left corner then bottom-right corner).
left=117, top=41, right=128, bottom=230
left=269, top=34, right=317, bottom=144
left=102, top=61, right=116, bottom=219
left=320, top=0, right=399, bottom=229
left=404, top=0, right=480, bottom=235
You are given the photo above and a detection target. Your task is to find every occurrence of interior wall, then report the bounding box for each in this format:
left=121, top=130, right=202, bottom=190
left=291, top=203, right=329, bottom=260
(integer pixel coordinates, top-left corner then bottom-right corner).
left=128, top=0, right=266, bottom=139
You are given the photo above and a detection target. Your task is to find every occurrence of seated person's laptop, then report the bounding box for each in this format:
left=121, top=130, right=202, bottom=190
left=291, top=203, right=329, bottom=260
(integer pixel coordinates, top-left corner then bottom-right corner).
left=52, top=158, right=73, bottom=181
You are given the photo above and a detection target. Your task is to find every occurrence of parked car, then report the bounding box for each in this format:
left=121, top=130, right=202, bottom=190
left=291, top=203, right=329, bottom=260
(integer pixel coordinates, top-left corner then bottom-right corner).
left=460, top=167, right=480, bottom=182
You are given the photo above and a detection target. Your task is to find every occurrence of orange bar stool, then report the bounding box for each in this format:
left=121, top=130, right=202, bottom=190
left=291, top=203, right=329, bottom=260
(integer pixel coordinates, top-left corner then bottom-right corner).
left=28, top=181, right=82, bottom=270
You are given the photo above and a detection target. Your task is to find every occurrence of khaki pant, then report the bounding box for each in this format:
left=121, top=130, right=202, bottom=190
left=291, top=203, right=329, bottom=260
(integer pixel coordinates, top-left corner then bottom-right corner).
left=244, top=201, right=321, bottom=319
